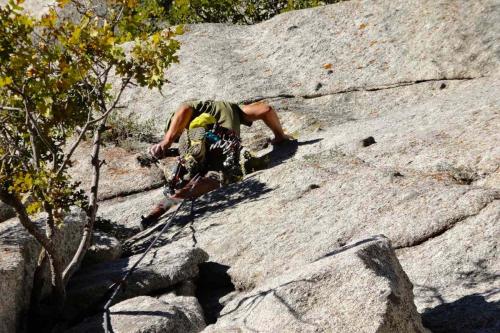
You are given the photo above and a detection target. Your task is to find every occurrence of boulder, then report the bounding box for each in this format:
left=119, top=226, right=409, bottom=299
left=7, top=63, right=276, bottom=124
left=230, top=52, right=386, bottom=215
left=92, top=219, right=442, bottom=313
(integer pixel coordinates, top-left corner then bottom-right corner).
left=203, top=235, right=429, bottom=333
left=0, top=219, right=40, bottom=333
left=172, top=279, right=197, bottom=297
left=0, top=201, right=15, bottom=223
left=67, top=295, right=206, bottom=333
left=66, top=245, right=208, bottom=314
left=0, top=209, right=86, bottom=333
left=159, top=293, right=206, bottom=328
left=82, top=231, right=122, bottom=267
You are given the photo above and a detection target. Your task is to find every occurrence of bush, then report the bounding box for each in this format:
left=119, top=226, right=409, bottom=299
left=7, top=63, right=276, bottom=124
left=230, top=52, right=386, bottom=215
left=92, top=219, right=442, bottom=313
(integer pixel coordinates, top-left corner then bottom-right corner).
left=164, top=0, right=345, bottom=25
left=102, top=113, right=158, bottom=149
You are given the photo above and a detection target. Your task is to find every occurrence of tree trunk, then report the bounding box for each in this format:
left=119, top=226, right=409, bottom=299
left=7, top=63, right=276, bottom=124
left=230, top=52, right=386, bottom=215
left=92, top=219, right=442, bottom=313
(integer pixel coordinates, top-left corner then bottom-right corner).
left=29, top=250, right=48, bottom=309
left=63, top=121, right=106, bottom=285
left=48, top=251, right=66, bottom=312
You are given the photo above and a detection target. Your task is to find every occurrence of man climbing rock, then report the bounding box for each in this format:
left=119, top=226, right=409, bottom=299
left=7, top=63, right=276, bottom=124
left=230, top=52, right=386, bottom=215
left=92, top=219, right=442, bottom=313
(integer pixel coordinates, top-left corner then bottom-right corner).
left=140, top=99, right=293, bottom=229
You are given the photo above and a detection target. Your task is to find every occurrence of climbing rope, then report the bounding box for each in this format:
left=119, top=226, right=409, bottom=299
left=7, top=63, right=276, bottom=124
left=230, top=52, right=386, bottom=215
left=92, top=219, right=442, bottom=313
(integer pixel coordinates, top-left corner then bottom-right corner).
left=102, top=174, right=200, bottom=333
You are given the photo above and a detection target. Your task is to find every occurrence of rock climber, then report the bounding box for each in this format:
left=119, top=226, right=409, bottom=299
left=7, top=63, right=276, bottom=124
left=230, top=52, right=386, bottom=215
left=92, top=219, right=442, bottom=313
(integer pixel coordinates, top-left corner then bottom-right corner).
left=140, top=99, right=293, bottom=230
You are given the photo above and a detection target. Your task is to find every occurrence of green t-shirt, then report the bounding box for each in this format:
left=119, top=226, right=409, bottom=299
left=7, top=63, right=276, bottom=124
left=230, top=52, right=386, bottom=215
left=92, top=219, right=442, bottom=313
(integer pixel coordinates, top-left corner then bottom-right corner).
left=165, top=100, right=252, bottom=136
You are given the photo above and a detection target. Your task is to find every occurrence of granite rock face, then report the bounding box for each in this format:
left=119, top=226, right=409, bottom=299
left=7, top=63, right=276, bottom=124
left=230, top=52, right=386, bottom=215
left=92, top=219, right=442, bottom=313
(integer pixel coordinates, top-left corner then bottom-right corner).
left=66, top=245, right=208, bottom=314
left=94, top=1, right=498, bottom=331
left=82, top=231, right=123, bottom=266
left=203, top=236, right=429, bottom=333
left=0, top=202, right=15, bottom=223
left=108, top=1, right=498, bottom=331
left=0, top=209, right=86, bottom=333
left=118, top=0, right=500, bottom=130
left=398, top=200, right=500, bottom=333
left=97, top=188, right=166, bottom=239
left=69, top=143, right=165, bottom=201
left=0, top=0, right=54, bottom=17
left=67, top=295, right=206, bottom=333
left=1, top=0, right=499, bottom=332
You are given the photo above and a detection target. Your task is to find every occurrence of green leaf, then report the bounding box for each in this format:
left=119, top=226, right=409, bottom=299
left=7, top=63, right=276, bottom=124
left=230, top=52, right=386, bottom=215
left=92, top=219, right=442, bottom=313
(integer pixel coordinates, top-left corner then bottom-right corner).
left=43, top=96, right=53, bottom=105
left=151, top=32, right=160, bottom=45
left=0, top=77, right=13, bottom=87
left=69, top=27, right=82, bottom=44
left=26, top=201, right=42, bottom=215
left=57, top=0, right=70, bottom=8
left=175, top=25, right=184, bottom=35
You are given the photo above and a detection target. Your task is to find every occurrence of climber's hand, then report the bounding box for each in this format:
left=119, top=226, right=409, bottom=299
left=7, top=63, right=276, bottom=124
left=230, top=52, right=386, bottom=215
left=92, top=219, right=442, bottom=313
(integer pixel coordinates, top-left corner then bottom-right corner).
left=149, top=140, right=169, bottom=159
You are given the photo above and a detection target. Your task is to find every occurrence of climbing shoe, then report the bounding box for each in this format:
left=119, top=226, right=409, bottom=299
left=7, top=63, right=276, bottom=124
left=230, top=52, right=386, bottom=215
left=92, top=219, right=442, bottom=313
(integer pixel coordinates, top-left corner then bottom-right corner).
left=178, top=126, right=207, bottom=161
left=139, top=197, right=182, bottom=231
left=241, top=149, right=270, bottom=175
left=178, top=126, right=207, bottom=179
left=139, top=215, right=158, bottom=231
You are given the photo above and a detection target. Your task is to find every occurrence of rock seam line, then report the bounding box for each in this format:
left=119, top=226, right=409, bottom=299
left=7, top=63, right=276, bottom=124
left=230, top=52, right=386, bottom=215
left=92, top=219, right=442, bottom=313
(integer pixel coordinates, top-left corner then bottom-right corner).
left=98, top=181, right=164, bottom=202
left=395, top=197, right=499, bottom=250
left=241, top=76, right=482, bottom=104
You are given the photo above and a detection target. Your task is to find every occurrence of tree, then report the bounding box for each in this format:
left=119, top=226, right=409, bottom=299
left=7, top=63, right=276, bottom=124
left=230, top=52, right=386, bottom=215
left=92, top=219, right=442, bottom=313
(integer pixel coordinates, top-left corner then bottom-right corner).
left=0, top=0, right=181, bottom=316
left=165, top=0, right=345, bottom=25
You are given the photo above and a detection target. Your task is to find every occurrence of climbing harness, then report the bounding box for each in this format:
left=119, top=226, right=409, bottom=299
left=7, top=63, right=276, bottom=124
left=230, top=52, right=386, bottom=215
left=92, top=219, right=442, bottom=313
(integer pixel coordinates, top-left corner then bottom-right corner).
left=166, top=120, right=246, bottom=194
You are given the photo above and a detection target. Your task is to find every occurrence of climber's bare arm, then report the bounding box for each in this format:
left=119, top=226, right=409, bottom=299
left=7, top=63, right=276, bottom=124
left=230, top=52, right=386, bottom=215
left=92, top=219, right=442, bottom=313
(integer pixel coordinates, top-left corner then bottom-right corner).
left=150, top=104, right=193, bottom=158
left=240, top=102, right=293, bottom=144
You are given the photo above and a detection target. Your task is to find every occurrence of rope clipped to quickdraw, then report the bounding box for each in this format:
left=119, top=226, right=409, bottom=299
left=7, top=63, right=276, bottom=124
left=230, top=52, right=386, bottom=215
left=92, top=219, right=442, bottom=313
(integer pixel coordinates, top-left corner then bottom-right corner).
left=102, top=174, right=200, bottom=333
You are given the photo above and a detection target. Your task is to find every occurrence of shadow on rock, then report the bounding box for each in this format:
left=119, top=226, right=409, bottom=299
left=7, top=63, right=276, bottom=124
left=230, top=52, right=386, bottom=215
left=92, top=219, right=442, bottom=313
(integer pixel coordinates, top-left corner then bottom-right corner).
left=218, top=278, right=318, bottom=331
left=191, top=175, right=273, bottom=219
left=109, top=309, right=177, bottom=317
left=122, top=177, right=272, bottom=256
left=262, top=138, right=322, bottom=168
left=196, top=262, right=235, bottom=324
left=313, top=236, right=381, bottom=262
left=415, top=260, right=500, bottom=332
left=122, top=139, right=320, bottom=256
left=456, top=259, right=499, bottom=289
left=123, top=139, right=321, bottom=255
left=422, top=294, right=500, bottom=333
left=95, top=217, right=139, bottom=241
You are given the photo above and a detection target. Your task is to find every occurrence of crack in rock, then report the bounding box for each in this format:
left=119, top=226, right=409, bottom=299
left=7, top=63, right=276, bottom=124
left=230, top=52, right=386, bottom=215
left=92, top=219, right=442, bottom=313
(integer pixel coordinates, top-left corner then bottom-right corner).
left=97, top=182, right=164, bottom=202
left=240, top=76, right=482, bottom=104
left=395, top=198, right=499, bottom=250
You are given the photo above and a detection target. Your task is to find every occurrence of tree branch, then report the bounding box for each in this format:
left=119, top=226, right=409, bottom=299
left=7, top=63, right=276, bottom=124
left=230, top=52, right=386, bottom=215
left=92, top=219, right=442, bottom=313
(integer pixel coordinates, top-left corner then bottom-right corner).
left=43, top=201, right=56, bottom=241
left=0, top=189, right=53, bottom=253
left=23, top=101, right=58, bottom=159
left=105, top=75, right=132, bottom=114
left=56, top=74, right=131, bottom=177
left=25, top=104, right=40, bottom=170
left=56, top=116, right=91, bottom=177
left=63, top=119, right=106, bottom=284
left=0, top=105, right=22, bottom=111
